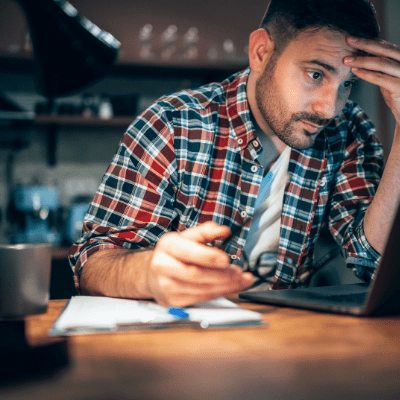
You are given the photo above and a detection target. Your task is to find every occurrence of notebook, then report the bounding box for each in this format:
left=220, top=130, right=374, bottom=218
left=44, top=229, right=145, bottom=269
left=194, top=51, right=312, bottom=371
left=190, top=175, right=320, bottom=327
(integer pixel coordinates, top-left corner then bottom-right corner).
left=239, top=202, right=400, bottom=316
left=50, top=297, right=264, bottom=335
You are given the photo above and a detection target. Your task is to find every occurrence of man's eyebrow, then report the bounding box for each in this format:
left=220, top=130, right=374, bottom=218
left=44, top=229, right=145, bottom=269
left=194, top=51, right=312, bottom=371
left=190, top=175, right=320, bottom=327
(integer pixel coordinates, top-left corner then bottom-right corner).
left=305, top=59, right=338, bottom=74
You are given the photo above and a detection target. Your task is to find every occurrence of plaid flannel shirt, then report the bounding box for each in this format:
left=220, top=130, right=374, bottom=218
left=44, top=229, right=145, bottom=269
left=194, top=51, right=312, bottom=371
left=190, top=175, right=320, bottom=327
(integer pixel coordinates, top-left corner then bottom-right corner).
left=69, top=68, right=384, bottom=291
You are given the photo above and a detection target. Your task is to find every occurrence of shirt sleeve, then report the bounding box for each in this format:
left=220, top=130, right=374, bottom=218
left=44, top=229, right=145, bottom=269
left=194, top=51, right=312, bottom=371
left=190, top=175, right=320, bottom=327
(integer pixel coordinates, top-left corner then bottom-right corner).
left=325, top=104, right=384, bottom=283
left=69, top=102, right=178, bottom=289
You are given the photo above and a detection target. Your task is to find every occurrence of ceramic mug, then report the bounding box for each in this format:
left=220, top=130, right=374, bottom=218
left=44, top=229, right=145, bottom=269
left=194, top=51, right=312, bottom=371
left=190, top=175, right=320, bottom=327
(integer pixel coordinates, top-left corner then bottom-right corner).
left=0, top=243, right=52, bottom=319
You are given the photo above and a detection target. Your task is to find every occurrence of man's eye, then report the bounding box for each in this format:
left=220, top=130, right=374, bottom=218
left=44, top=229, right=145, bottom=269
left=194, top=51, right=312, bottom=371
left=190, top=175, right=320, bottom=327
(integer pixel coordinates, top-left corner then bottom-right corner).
left=341, top=80, right=356, bottom=89
left=308, top=71, right=323, bottom=81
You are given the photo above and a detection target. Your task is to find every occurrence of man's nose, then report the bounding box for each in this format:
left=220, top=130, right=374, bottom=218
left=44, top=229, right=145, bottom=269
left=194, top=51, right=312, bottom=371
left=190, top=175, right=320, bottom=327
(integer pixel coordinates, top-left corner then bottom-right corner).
left=311, top=86, right=338, bottom=120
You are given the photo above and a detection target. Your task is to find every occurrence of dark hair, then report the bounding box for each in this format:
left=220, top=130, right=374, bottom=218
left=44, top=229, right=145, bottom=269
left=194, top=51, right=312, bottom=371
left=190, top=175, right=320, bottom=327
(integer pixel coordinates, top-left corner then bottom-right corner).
left=260, top=0, right=380, bottom=53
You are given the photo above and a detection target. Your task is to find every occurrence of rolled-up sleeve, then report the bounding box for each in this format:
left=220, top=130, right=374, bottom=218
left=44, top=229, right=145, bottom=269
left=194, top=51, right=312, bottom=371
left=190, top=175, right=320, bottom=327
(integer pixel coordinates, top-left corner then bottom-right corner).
left=327, top=105, right=384, bottom=283
left=69, top=104, right=178, bottom=291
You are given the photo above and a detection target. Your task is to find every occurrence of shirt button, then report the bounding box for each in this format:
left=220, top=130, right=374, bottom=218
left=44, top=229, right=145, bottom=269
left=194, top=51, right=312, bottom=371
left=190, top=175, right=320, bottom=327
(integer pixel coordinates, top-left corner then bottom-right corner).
left=238, top=138, right=244, bottom=145
left=240, top=211, right=247, bottom=218
left=321, top=177, right=326, bottom=187
left=251, top=165, right=259, bottom=173
left=252, top=140, right=259, bottom=148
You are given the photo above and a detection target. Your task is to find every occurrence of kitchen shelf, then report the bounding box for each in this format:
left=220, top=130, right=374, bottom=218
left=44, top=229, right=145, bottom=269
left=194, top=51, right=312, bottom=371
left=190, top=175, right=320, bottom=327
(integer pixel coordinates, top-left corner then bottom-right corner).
left=34, top=115, right=135, bottom=128
left=0, top=53, right=247, bottom=83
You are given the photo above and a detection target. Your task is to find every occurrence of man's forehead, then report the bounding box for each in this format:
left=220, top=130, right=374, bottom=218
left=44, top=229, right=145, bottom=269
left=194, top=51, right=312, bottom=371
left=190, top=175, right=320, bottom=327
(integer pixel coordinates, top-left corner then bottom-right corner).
left=287, top=28, right=359, bottom=69
left=293, top=27, right=356, bottom=54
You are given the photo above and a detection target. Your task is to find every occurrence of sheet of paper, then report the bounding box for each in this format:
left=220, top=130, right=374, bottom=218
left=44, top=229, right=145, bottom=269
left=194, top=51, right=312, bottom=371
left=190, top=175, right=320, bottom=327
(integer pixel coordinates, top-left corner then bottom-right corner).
left=50, top=296, right=264, bottom=334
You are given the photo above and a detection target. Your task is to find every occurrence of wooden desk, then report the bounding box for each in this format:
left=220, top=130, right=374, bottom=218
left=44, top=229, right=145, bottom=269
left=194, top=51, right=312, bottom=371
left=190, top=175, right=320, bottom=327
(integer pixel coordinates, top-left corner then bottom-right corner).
left=1, top=298, right=400, bottom=400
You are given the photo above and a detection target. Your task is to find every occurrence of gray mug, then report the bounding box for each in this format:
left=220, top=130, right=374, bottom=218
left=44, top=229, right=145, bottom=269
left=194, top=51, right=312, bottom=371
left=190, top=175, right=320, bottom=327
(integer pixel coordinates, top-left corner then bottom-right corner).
left=0, top=244, right=52, bottom=319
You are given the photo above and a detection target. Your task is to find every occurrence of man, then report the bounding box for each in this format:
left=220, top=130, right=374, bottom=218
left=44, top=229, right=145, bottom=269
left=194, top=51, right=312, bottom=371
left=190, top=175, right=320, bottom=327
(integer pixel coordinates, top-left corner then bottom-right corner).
left=70, top=0, right=400, bottom=307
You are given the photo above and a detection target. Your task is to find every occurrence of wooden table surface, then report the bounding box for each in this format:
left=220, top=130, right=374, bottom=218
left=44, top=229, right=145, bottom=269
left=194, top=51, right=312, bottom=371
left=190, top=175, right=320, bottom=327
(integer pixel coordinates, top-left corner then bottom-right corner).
left=1, top=297, right=400, bottom=400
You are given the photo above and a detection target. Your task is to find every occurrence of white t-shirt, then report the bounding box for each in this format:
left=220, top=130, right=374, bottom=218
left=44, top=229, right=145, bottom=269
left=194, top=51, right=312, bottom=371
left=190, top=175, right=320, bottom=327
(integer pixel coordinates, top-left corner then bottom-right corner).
left=244, top=140, right=291, bottom=272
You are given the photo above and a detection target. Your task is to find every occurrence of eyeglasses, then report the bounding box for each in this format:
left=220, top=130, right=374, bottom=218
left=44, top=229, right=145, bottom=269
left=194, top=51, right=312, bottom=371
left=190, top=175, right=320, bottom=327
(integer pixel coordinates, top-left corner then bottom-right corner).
left=219, top=223, right=275, bottom=288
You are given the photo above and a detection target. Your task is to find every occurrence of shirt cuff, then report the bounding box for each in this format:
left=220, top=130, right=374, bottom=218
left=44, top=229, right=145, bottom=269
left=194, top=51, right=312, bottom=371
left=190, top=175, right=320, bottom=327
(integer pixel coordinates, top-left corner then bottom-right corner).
left=345, top=220, right=381, bottom=282
left=69, top=240, right=121, bottom=294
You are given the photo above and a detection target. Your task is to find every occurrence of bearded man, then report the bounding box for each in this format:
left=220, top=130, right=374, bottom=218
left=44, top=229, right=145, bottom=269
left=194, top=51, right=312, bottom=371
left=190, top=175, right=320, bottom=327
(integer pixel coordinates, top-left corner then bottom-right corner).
left=70, top=0, right=400, bottom=307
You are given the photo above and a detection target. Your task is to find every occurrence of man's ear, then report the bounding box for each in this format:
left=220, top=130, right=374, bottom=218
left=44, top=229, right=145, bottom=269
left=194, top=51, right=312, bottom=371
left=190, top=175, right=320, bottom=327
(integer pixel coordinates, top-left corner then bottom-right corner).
left=248, top=28, right=275, bottom=73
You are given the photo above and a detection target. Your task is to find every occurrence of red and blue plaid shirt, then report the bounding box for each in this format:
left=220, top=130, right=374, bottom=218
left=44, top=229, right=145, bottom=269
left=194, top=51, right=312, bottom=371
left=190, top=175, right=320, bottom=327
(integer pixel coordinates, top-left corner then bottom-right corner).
left=69, top=68, right=384, bottom=291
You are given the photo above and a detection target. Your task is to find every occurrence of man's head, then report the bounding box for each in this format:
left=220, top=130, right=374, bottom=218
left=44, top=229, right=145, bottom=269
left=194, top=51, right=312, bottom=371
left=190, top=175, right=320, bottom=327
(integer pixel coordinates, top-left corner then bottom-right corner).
left=260, top=0, right=380, bottom=56
left=247, top=0, right=380, bottom=150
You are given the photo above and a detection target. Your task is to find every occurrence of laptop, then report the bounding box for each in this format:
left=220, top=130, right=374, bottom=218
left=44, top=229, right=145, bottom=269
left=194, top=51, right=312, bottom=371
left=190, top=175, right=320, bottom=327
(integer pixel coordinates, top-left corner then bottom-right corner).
left=239, top=202, right=400, bottom=316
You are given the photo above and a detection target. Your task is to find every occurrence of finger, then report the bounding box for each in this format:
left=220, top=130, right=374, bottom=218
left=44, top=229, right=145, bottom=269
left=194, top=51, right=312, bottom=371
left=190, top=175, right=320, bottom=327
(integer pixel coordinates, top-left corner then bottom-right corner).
left=350, top=67, right=400, bottom=93
left=156, top=232, right=231, bottom=268
left=172, top=268, right=253, bottom=292
left=344, top=55, right=400, bottom=79
left=153, top=244, right=246, bottom=285
left=180, top=221, right=231, bottom=243
left=156, top=259, right=247, bottom=285
left=347, top=37, right=400, bottom=62
left=150, top=251, right=254, bottom=306
left=156, top=271, right=255, bottom=307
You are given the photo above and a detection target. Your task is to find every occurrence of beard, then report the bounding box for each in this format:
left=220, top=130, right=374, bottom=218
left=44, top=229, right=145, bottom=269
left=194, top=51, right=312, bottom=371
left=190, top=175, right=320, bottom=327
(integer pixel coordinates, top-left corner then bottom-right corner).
left=255, top=54, right=330, bottom=150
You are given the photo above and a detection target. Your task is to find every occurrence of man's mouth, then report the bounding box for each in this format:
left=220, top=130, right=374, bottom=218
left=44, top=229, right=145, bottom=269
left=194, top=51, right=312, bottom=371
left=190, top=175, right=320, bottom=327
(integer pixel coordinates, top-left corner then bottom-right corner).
left=301, top=120, right=323, bottom=134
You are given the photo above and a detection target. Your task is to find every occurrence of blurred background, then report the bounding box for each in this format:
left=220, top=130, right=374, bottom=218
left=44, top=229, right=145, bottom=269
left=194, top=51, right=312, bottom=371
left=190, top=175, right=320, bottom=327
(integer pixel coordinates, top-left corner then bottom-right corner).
left=0, top=0, right=399, bottom=298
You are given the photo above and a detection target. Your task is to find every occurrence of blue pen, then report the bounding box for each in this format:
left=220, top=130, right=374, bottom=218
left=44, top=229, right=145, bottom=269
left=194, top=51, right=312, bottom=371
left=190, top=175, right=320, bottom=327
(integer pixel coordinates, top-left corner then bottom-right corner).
left=168, top=307, right=189, bottom=319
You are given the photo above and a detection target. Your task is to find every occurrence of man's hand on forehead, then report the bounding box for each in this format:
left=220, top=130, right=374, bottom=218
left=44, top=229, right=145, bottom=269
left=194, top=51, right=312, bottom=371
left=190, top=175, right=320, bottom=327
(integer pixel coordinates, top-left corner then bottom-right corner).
left=344, top=36, right=400, bottom=124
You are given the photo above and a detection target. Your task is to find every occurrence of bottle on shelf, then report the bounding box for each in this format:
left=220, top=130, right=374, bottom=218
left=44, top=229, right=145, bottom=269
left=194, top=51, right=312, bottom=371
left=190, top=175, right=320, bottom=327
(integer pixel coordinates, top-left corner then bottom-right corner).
left=80, top=93, right=97, bottom=117
left=222, top=39, right=236, bottom=62
left=98, top=94, right=113, bottom=120
left=160, top=25, right=178, bottom=60
left=139, top=24, right=155, bottom=60
left=207, top=43, right=219, bottom=62
left=180, top=27, right=199, bottom=61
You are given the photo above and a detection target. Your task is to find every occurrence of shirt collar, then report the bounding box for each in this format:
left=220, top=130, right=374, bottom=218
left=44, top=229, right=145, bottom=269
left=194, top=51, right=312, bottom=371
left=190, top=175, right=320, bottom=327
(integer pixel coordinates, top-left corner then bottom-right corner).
left=225, top=68, right=258, bottom=151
